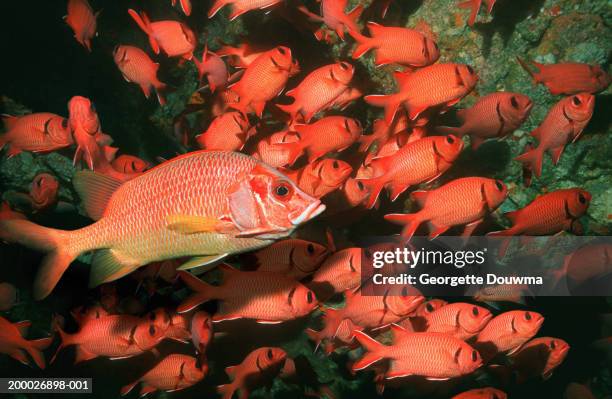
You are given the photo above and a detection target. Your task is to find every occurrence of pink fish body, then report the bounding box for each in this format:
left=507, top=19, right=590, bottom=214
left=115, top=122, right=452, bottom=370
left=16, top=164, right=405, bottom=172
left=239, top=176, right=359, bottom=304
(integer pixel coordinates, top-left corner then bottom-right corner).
left=65, top=0, right=99, bottom=51
left=209, top=0, right=285, bottom=21
left=113, top=45, right=167, bottom=105
left=283, top=158, right=353, bottom=198
left=128, top=9, right=196, bottom=59
left=0, top=113, right=72, bottom=157
left=194, top=46, right=229, bottom=92
left=252, top=130, right=303, bottom=167
left=196, top=112, right=252, bottom=151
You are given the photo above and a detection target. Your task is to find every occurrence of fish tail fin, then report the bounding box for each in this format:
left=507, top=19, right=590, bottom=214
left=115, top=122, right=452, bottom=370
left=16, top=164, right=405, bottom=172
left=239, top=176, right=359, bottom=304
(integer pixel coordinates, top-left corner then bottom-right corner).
left=120, top=380, right=139, bottom=396
left=516, top=57, right=537, bottom=82
left=0, top=219, right=82, bottom=300
left=384, top=213, right=422, bottom=241
left=177, top=271, right=216, bottom=313
left=359, top=176, right=385, bottom=209
left=216, top=383, right=236, bottom=399
left=305, top=328, right=322, bottom=352
left=50, top=325, right=74, bottom=364
left=349, top=30, right=374, bottom=59
left=514, top=146, right=543, bottom=177
left=154, top=81, right=168, bottom=106
left=352, top=331, right=386, bottom=371
left=364, top=94, right=401, bottom=125
left=347, top=5, right=364, bottom=24
left=24, top=337, right=53, bottom=369
left=127, top=9, right=159, bottom=54
left=208, top=0, right=230, bottom=18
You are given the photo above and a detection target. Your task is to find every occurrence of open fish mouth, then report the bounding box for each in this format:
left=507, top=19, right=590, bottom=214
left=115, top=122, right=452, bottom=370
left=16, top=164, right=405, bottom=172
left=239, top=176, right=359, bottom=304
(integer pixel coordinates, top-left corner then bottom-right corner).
left=291, top=201, right=326, bottom=226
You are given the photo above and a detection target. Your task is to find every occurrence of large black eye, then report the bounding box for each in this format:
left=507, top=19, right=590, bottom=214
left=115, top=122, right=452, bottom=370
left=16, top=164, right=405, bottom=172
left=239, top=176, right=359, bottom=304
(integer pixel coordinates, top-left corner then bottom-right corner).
left=340, top=62, right=349, bottom=70
left=426, top=303, right=434, bottom=312
left=357, top=181, right=365, bottom=191
left=511, top=96, right=519, bottom=109
left=446, top=135, right=455, bottom=144
left=572, top=96, right=582, bottom=106
left=332, top=160, right=339, bottom=169
left=267, top=349, right=274, bottom=359
left=307, top=291, right=314, bottom=303
left=495, top=180, right=504, bottom=191
left=467, top=65, right=474, bottom=75
left=61, top=118, right=68, bottom=129
left=307, top=243, right=315, bottom=254
left=578, top=193, right=586, bottom=204
left=471, top=350, right=478, bottom=362
left=275, top=183, right=290, bottom=197
left=472, top=307, right=479, bottom=316
left=277, top=47, right=286, bottom=55
left=149, top=325, right=156, bottom=336
left=525, top=312, right=532, bottom=321
left=550, top=340, right=556, bottom=350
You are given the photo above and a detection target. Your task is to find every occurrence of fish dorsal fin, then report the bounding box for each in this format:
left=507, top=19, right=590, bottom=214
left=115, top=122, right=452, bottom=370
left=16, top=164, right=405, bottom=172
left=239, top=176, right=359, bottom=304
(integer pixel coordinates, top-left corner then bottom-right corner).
left=366, top=21, right=385, bottom=36
left=1, top=114, right=18, bottom=130
left=504, top=210, right=520, bottom=224
left=14, top=320, right=31, bottom=337
left=73, top=170, right=123, bottom=221
left=411, top=190, right=429, bottom=207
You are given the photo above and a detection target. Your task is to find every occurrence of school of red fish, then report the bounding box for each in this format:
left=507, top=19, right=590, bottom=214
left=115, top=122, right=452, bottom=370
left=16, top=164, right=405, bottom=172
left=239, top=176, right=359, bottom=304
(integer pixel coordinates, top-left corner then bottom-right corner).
left=0, top=0, right=610, bottom=398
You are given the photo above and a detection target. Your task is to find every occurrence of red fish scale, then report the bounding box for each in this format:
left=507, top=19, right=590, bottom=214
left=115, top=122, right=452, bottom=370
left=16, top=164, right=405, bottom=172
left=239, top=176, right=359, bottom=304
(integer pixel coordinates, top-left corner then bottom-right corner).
left=134, top=354, right=204, bottom=390
left=369, top=27, right=432, bottom=66
left=2, top=114, right=72, bottom=152
left=505, top=190, right=581, bottom=235
left=234, top=51, right=291, bottom=104
left=297, top=117, right=360, bottom=157
left=116, top=46, right=161, bottom=87
left=311, top=248, right=361, bottom=290
left=68, top=152, right=269, bottom=264
left=285, top=65, right=350, bottom=118
left=533, top=97, right=591, bottom=151
left=475, top=312, right=538, bottom=354
left=536, top=63, right=607, bottom=94
left=424, top=303, right=488, bottom=339
left=338, top=292, right=415, bottom=328
left=456, top=93, right=514, bottom=137
left=66, top=0, right=97, bottom=41
left=151, top=22, right=194, bottom=57
left=399, top=64, right=473, bottom=108
left=374, top=137, right=443, bottom=187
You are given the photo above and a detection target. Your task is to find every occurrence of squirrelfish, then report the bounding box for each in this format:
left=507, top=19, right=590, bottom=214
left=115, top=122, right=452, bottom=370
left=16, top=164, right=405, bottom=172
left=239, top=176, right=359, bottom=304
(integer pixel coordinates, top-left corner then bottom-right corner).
left=452, top=387, right=507, bottom=399
left=283, top=158, right=353, bottom=198
left=113, top=45, right=167, bottom=105
left=128, top=9, right=196, bottom=59
left=0, top=316, right=52, bottom=369
left=209, top=0, right=285, bottom=21
left=196, top=112, right=253, bottom=151
left=510, top=336, right=569, bottom=381
left=65, top=0, right=99, bottom=51
left=0, top=113, right=72, bottom=157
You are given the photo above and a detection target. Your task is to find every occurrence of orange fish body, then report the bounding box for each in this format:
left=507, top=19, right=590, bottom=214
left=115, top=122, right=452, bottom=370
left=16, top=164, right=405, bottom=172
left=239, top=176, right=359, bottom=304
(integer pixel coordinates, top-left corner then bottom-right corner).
left=209, top=0, right=284, bottom=20
left=360, top=135, right=464, bottom=209
left=111, top=154, right=151, bottom=174
left=177, top=266, right=317, bottom=323
left=128, top=10, right=196, bottom=59
left=251, top=238, right=329, bottom=279
left=399, top=298, right=448, bottom=331
left=317, top=0, right=363, bottom=40
left=515, top=93, right=594, bottom=177
left=65, top=0, right=98, bottom=51
left=229, top=46, right=297, bottom=117
left=474, top=310, right=544, bottom=362
left=283, top=158, right=353, bottom=198
left=113, top=45, right=167, bottom=105
left=517, top=58, right=611, bottom=95
left=367, top=64, right=478, bottom=124
left=309, top=247, right=362, bottom=300
left=385, top=177, right=507, bottom=239
left=68, top=96, right=104, bottom=170
left=458, top=0, right=496, bottom=26
left=330, top=86, right=362, bottom=110
left=413, top=302, right=492, bottom=340
left=282, top=116, right=363, bottom=164
left=196, top=112, right=252, bottom=151
left=510, top=336, right=569, bottom=381
left=353, top=327, right=482, bottom=379
left=216, top=42, right=266, bottom=69
left=552, top=243, right=612, bottom=286
left=194, top=47, right=229, bottom=92
left=323, top=177, right=370, bottom=213
left=0, top=316, right=52, bottom=369
left=252, top=130, right=303, bottom=167
left=306, top=313, right=361, bottom=354
left=438, top=92, right=533, bottom=150
left=29, top=173, right=60, bottom=212
left=277, top=62, right=355, bottom=122
left=217, top=347, right=286, bottom=399
left=451, top=387, right=507, bottom=399
left=0, top=113, right=72, bottom=157
left=121, top=354, right=207, bottom=396
left=351, top=22, right=440, bottom=67
left=54, top=314, right=165, bottom=363
left=190, top=311, right=213, bottom=353
left=0, top=151, right=324, bottom=299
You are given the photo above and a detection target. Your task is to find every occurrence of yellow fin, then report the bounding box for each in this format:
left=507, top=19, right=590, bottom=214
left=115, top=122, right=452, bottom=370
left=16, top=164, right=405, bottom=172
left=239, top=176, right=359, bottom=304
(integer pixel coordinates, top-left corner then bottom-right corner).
left=167, top=215, right=221, bottom=234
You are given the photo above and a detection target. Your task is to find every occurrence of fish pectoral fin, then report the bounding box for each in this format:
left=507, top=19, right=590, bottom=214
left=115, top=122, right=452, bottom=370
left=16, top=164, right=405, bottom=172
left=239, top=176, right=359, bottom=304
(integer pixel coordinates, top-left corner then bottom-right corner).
left=234, top=226, right=284, bottom=238
left=167, top=214, right=230, bottom=234
left=74, top=347, right=98, bottom=364
left=178, top=254, right=228, bottom=272
left=89, top=248, right=140, bottom=288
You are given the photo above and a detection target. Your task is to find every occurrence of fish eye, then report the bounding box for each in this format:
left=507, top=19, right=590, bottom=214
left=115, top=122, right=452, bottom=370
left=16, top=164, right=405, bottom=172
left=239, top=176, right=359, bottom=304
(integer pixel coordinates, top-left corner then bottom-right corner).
left=307, top=291, right=314, bottom=303
left=446, top=135, right=455, bottom=144
left=273, top=182, right=293, bottom=200
left=61, top=118, right=68, bottom=129
left=332, top=160, right=339, bottom=169
left=471, top=350, right=478, bottom=362
left=277, top=47, right=286, bottom=55
left=572, top=96, right=582, bottom=106
left=340, top=62, right=349, bottom=70
left=495, top=180, right=504, bottom=191
left=467, top=65, right=474, bottom=74
left=525, top=312, right=532, bottom=321
left=401, top=287, right=408, bottom=296
left=426, top=303, right=434, bottom=312
left=550, top=340, right=556, bottom=350
left=267, top=349, right=274, bottom=359
left=511, top=96, right=519, bottom=109
left=578, top=193, right=586, bottom=204
left=307, top=243, right=315, bottom=254
left=357, top=181, right=365, bottom=191
left=149, top=325, right=156, bottom=336
left=472, top=307, right=479, bottom=316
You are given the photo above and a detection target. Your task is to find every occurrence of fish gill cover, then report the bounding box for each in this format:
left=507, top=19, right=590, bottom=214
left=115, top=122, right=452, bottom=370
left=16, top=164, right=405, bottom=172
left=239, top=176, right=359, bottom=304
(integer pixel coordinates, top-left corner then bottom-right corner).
left=0, top=0, right=610, bottom=398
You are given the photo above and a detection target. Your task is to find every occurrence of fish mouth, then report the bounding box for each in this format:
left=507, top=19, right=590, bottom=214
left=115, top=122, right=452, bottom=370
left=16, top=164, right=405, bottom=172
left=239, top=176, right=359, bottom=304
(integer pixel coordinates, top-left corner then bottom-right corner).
left=291, top=201, right=326, bottom=226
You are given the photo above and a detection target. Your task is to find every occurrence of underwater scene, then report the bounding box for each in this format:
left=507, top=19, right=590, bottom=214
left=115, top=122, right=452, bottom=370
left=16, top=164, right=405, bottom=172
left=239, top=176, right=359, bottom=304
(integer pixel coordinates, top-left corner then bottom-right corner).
left=0, top=0, right=611, bottom=398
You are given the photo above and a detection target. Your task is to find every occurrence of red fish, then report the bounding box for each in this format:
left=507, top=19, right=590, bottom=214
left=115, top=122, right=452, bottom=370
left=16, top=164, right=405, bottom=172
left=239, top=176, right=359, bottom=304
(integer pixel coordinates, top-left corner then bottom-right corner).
left=217, top=347, right=286, bottom=399
left=29, top=173, right=59, bottom=212
left=514, top=93, right=594, bottom=177
left=194, top=46, right=229, bottom=93
left=413, top=299, right=448, bottom=318
left=309, top=247, right=363, bottom=299
left=452, top=387, right=507, bottom=399
left=250, top=238, right=329, bottom=280
left=209, top=0, right=285, bottom=21
left=277, top=62, right=355, bottom=122
left=366, top=63, right=478, bottom=123
left=323, top=177, right=371, bottom=214
left=216, top=42, right=266, bottom=69
left=0, top=202, right=26, bottom=221
left=177, top=266, right=318, bottom=323
left=510, top=337, right=569, bottom=381
left=0, top=151, right=324, bottom=299
left=121, top=354, right=207, bottom=396
left=323, top=287, right=423, bottom=330
left=251, top=130, right=303, bottom=167
left=551, top=243, right=612, bottom=286
left=330, top=86, right=363, bottom=110
left=399, top=298, right=448, bottom=332
left=111, top=154, right=151, bottom=174
left=437, top=92, right=533, bottom=150
left=412, top=302, right=492, bottom=340
left=190, top=311, right=213, bottom=354
left=0, top=316, right=52, bottom=369
left=0, top=113, right=72, bottom=157
left=280, top=116, right=363, bottom=164
left=53, top=314, right=166, bottom=363
left=171, top=0, right=192, bottom=16
left=359, top=113, right=410, bottom=152
left=65, top=0, right=99, bottom=51
left=68, top=96, right=104, bottom=170
left=458, top=0, right=496, bottom=26
left=353, top=326, right=482, bottom=380
left=474, top=310, right=544, bottom=362
left=351, top=22, right=440, bottom=67
left=228, top=46, right=298, bottom=117
left=306, top=314, right=361, bottom=354
left=196, top=112, right=253, bottom=151
left=113, top=45, right=167, bottom=105
left=128, top=9, right=196, bottom=59
left=300, top=0, right=363, bottom=41
left=283, top=158, right=353, bottom=198
left=517, top=58, right=611, bottom=95
left=385, top=177, right=508, bottom=240
left=360, top=135, right=464, bottom=209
